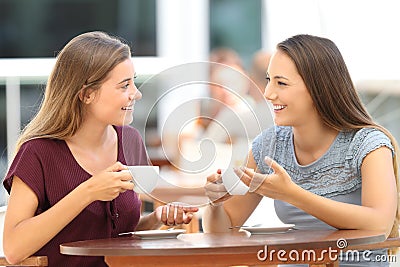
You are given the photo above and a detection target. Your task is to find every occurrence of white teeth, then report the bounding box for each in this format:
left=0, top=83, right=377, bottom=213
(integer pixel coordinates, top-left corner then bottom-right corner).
left=122, top=101, right=135, bottom=110
left=273, top=105, right=286, bottom=110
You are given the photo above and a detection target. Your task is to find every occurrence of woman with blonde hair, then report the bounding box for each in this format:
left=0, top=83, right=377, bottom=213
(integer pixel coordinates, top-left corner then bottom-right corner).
left=203, top=34, right=399, bottom=266
left=3, top=31, right=198, bottom=266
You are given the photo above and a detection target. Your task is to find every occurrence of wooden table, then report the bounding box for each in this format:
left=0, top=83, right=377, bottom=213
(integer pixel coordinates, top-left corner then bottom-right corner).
left=60, top=229, right=385, bottom=266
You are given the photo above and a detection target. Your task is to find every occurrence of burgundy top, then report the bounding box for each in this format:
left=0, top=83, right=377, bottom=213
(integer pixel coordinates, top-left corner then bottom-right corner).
left=3, top=125, right=148, bottom=267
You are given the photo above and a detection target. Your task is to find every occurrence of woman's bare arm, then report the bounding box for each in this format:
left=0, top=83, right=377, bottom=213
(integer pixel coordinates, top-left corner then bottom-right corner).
left=3, top=163, right=133, bottom=264
left=239, top=147, right=397, bottom=237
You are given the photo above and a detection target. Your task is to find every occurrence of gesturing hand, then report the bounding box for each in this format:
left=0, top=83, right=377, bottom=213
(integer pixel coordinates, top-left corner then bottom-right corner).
left=204, top=169, right=231, bottom=206
left=234, top=157, right=297, bottom=200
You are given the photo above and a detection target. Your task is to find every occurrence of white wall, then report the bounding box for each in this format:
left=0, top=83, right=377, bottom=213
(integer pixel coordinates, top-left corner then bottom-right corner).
left=263, top=0, right=400, bottom=81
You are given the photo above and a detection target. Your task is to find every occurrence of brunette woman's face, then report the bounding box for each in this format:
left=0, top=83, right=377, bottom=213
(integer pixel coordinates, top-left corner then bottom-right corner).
left=86, top=59, right=142, bottom=126
left=264, top=50, right=317, bottom=127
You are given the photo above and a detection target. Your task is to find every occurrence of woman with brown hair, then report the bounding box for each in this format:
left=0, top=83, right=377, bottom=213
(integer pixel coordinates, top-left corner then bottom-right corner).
left=2, top=31, right=198, bottom=266
left=203, top=34, right=398, bottom=266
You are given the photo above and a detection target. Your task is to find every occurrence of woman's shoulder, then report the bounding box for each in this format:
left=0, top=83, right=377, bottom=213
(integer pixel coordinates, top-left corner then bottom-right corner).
left=16, top=139, right=68, bottom=165
left=19, top=137, right=64, bottom=152
left=344, top=127, right=392, bottom=146
left=343, top=127, right=394, bottom=159
left=353, top=127, right=390, bottom=140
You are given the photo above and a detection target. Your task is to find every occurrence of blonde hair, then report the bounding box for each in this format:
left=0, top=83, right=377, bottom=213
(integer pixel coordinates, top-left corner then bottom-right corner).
left=15, top=31, right=131, bottom=152
left=278, top=34, right=399, bottom=246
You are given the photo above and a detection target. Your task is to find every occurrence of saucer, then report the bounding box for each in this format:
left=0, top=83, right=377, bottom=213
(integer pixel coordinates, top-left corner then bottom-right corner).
left=240, top=224, right=295, bottom=234
left=119, top=229, right=186, bottom=239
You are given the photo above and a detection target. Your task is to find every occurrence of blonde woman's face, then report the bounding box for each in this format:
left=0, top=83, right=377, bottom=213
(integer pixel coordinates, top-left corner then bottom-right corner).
left=263, top=50, right=317, bottom=127
left=86, top=59, right=142, bottom=126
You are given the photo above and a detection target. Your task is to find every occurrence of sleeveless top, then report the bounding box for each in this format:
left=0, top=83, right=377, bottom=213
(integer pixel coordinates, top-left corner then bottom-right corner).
left=3, top=125, right=148, bottom=267
left=252, top=126, right=394, bottom=267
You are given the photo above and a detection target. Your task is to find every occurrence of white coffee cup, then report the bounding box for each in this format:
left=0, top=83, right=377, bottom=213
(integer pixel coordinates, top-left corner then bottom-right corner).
left=126, top=166, right=159, bottom=194
left=221, top=167, right=249, bottom=195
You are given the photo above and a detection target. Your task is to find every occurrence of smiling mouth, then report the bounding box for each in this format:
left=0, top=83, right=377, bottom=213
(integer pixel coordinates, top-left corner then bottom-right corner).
left=122, top=106, right=133, bottom=111
left=273, top=105, right=286, bottom=111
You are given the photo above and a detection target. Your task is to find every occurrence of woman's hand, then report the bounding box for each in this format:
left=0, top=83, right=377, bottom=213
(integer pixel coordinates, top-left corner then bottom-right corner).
left=83, top=162, right=134, bottom=202
left=155, top=203, right=199, bottom=226
left=235, top=157, right=297, bottom=201
left=204, top=169, right=231, bottom=206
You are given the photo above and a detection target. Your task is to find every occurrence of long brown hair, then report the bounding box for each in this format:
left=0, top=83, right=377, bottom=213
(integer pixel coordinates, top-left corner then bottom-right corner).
left=15, top=31, right=131, bottom=152
left=278, top=34, right=399, bottom=241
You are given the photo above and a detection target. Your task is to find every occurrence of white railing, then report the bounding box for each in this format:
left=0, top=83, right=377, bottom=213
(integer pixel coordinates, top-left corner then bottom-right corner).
left=1, top=57, right=400, bottom=164
left=0, top=57, right=180, bottom=162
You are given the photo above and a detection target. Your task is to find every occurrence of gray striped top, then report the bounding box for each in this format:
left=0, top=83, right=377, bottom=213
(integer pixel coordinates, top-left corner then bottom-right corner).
left=252, top=126, right=394, bottom=267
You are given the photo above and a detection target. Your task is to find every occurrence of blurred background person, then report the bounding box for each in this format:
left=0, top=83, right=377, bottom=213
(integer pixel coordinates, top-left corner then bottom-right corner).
left=201, top=47, right=249, bottom=133
left=248, top=50, right=272, bottom=102
left=176, top=47, right=274, bottom=190
left=174, top=47, right=251, bottom=184
left=201, top=49, right=274, bottom=145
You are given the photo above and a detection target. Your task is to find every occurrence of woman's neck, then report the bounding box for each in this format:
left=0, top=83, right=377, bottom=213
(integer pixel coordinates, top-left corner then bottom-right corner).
left=65, top=123, right=118, bottom=174
left=292, top=122, right=339, bottom=165
left=67, top=122, right=115, bottom=150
